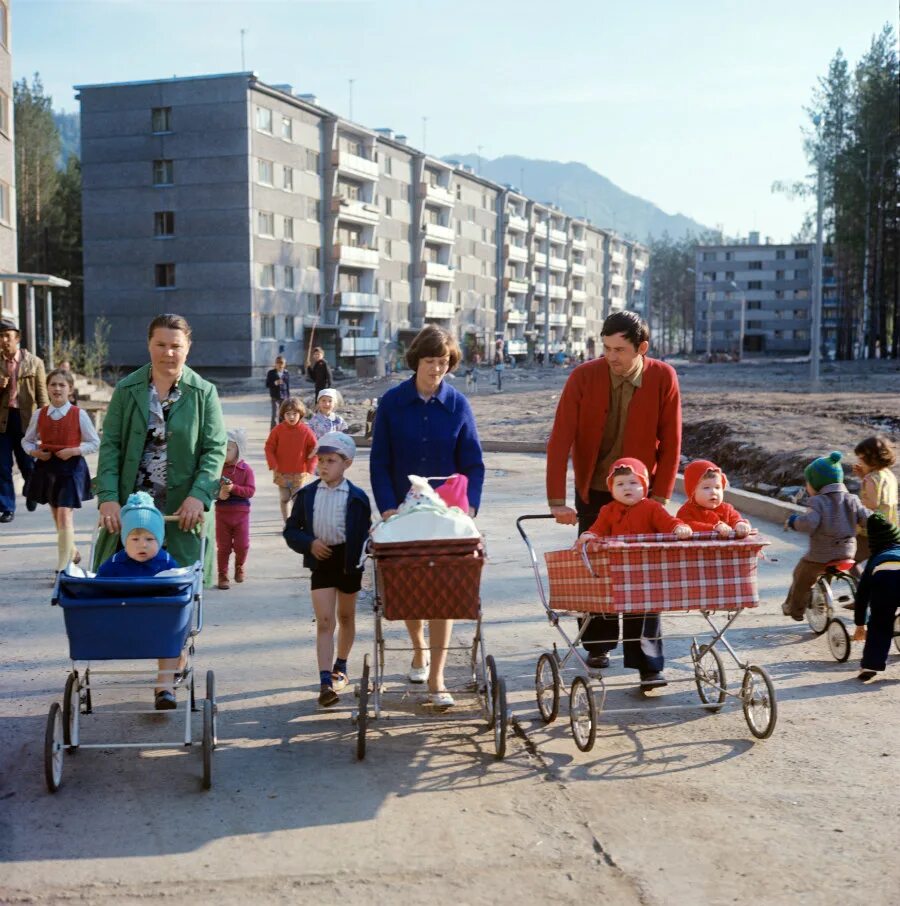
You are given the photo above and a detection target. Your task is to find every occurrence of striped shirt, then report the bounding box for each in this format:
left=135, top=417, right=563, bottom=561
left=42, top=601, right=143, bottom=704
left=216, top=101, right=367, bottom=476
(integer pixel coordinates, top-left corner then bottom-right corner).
left=313, top=479, right=349, bottom=545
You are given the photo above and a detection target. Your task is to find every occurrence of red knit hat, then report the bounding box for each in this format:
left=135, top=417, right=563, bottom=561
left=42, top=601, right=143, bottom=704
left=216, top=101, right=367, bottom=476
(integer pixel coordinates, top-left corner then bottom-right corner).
left=606, top=457, right=650, bottom=495
left=684, top=460, right=728, bottom=500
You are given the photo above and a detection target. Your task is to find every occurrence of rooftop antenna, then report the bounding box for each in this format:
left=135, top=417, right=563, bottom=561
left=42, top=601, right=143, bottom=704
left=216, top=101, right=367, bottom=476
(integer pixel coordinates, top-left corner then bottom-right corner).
left=422, top=116, right=428, bottom=153
left=348, top=78, right=355, bottom=121
left=240, top=28, right=248, bottom=70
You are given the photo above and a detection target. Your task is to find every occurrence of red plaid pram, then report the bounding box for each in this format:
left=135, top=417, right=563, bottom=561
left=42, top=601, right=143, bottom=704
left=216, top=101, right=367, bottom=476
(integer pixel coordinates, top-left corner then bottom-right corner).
left=544, top=532, right=768, bottom=614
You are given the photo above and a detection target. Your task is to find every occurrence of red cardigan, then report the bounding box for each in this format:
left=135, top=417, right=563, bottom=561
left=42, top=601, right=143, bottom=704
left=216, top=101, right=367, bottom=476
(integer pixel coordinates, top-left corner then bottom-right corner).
left=546, top=357, right=682, bottom=505
left=264, top=421, right=318, bottom=474
left=676, top=499, right=746, bottom=532
left=586, top=497, right=684, bottom=537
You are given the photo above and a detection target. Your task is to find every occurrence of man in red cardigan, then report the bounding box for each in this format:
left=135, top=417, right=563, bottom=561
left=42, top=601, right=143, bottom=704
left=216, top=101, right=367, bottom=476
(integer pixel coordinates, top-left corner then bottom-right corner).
left=546, top=311, right=682, bottom=689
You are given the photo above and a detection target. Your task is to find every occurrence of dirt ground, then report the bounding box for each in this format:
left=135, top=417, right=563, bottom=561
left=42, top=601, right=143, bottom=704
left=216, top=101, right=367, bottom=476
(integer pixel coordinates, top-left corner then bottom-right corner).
left=329, top=357, right=900, bottom=496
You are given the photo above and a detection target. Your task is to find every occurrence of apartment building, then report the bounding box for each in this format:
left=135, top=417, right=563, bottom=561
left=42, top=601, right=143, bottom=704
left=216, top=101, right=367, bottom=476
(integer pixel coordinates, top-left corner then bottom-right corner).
left=693, top=233, right=813, bottom=355
left=78, top=72, right=649, bottom=374
left=0, top=0, right=15, bottom=320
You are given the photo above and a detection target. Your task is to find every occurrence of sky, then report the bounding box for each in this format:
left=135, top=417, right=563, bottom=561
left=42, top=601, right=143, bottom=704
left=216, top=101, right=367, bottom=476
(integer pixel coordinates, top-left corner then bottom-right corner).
left=13, top=0, right=897, bottom=241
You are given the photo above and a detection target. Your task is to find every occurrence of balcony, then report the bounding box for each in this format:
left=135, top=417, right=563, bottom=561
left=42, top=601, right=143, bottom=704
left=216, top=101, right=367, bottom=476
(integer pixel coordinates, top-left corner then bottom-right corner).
left=507, top=339, right=527, bottom=355
left=332, top=196, right=380, bottom=225
left=550, top=227, right=568, bottom=244
left=548, top=312, right=568, bottom=326
left=420, top=182, right=455, bottom=208
left=505, top=243, right=528, bottom=263
left=571, top=288, right=587, bottom=303
left=550, top=284, right=567, bottom=300
left=506, top=307, right=528, bottom=324
left=332, top=149, right=379, bottom=182
left=572, top=235, right=587, bottom=251
left=417, top=261, right=454, bottom=282
left=549, top=255, right=568, bottom=272
left=632, top=278, right=643, bottom=292
left=335, top=291, right=380, bottom=313
left=424, top=300, right=455, bottom=319
left=507, top=213, right=528, bottom=233
left=571, top=314, right=586, bottom=328
left=533, top=222, right=547, bottom=238
left=335, top=243, right=379, bottom=269
left=504, top=277, right=529, bottom=294
left=610, top=248, right=625, bottom=264
left=533, top=252, right=547, bottom=267
left=571, top=261, right=586, bottom=277
left=341, top=336, right=379, bottom=356
left=533, top=282, right=547, bottom=296
left=423, top=222, right=455, bottom=244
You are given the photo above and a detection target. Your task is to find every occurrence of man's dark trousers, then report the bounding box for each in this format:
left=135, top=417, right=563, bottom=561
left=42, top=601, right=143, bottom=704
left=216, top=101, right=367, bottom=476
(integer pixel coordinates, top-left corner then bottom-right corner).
left=0, top=408, right=33, bottom=513
left=576, top=488, right=664, bottom=673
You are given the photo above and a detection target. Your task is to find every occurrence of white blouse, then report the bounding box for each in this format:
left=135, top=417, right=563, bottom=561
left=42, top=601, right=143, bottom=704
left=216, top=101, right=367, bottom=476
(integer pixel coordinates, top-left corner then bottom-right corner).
left=21, top=402, right=101, bottom=456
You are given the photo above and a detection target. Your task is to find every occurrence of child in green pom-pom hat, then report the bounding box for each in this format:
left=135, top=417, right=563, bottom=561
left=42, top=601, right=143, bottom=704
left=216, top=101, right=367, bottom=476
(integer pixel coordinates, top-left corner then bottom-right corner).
left=781, top=451, right=870, bottom=621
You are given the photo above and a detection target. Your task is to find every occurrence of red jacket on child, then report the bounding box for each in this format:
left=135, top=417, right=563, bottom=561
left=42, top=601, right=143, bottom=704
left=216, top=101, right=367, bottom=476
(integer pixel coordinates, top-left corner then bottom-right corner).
left=676, top=499, right=745, bottom=532
left=587, top=497, right=685, bottom=537
left=264, top=421, right=318, bottom=474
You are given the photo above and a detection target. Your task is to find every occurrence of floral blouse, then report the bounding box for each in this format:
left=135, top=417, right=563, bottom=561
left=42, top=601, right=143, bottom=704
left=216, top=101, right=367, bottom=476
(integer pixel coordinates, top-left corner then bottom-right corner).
left=135, top=379, right=182, bottom=510
left=307, top=411, right=348, bottom=439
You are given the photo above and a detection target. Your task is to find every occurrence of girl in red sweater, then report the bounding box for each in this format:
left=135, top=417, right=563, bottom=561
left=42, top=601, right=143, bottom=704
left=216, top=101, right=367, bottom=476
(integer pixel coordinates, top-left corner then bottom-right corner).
left=578, top=457, right=691, bottom=546
left=676, top=460, right=751, bottom=537
left=264, top=397, right=317, bottom=522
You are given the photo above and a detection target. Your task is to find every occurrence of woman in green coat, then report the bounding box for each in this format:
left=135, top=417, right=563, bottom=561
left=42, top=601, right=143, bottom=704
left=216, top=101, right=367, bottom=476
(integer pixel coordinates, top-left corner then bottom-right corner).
left=93, top=313, right=226, bottom=708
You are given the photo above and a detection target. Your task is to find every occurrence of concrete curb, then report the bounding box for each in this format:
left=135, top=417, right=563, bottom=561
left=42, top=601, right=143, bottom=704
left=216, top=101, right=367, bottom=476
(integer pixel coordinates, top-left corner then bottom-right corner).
left=349, top=436, right=805, bottom=522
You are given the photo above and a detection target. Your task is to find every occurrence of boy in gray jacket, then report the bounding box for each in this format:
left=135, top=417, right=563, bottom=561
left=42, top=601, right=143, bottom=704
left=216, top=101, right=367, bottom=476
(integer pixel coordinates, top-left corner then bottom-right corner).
left=782, top=451, right=870, bottom=620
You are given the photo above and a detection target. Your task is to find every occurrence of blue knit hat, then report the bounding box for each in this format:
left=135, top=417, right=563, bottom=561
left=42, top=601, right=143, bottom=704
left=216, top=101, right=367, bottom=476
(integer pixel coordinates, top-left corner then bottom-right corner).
left=804, top=451, right=844, bottom=491
left=120, top=491, right=165, bottom=547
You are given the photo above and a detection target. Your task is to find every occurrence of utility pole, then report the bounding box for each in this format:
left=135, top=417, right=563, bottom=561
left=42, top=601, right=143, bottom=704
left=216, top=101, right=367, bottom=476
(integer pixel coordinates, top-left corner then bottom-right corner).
left=240, top=28, right=248, bottom=69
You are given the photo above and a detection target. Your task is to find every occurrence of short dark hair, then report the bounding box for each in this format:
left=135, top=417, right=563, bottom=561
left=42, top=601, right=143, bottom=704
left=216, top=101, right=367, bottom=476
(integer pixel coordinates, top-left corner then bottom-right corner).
left=405, top=325, right=461, bottom=371
left=148, top=313, right=192, bottom=343
left=855, top=435, right=896, bottom=469
left=600, top=311, right=649, bottom=350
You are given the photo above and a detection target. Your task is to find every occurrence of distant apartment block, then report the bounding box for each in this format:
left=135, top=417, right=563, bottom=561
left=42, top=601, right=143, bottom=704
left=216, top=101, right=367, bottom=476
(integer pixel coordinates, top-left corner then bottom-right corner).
left=693, top=233, right=814, bottom=356
left=0, top=0, right=16, bottom=320
left=78, top=73, right=648, bottom=374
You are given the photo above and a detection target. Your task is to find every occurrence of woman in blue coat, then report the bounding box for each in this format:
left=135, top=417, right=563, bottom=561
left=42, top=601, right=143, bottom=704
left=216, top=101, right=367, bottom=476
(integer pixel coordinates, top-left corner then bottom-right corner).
left=370, top=325, right=485, bottom=708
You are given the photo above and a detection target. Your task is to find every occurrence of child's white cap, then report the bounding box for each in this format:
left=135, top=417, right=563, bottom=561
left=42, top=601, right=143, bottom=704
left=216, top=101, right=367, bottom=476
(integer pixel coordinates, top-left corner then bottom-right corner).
left=315, top=431, right=355, bottom=461
left=317, top=388, right=341, bottom=404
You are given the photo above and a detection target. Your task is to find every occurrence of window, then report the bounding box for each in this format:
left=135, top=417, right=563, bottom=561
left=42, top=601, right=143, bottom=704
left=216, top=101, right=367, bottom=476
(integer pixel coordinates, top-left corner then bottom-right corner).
left=307, top=198, right=320, bottom=221
left=776, top=250, right=786, bottom=260
left=794, top=309, right=806, bottom=318
left=0, top=89, right=10, bottom=135
left=795, top=289, right=809, bottom=299
left=283, top=216, right=294, bottom=241
left=725, top=271, right=734, bottom=281
left=283, top=266, right=295, bottom=290
left=284, top=316, right=295, bottom=339
left=702, top=252, right=716, bottom=262
left=306, top=247, right=321, bottom=269
left=0, top=2, right=7, bottom=48
left=775, top=270, right=784, bottom=280
left=154, top=211, right=175, bottom=237
left=339, top=179, right=361, bottom=201
left=281, top=116, right=293, bottom=140
left=305, top=149, right=320, bottom=172
left=152, top=159, right=173, bottom=185
left=775, top=290, right=784, bottom=299
left=258, top=211, right=275, bottom=236
left=280, top=166, right=293, bottom=191
left=456, top=184, right=462, bottom=200
left=748, top=280, right=762, bottom=290
left=307, top=293, right=321, bottom=314
left=794, top=249, right=809, bottom=259
left=155, top=263, right=175, bottom=288
left=0, top=179, right=9, bottom=223
left=151, top=107, right=172, bottom=133
left=256, top=106, right=273, bottom=133
left=748, top=261, right=762, bottom=270
left=748, top=300, right=761, bottom=310
left=384, top=155, right=392, bottom=175
left=257, top=159, right=274, bottom=185
left=384, top=238, right=393, bottom=258
left=260, top=314, right=276, bottom=338
left=724, top=251, right=733, bottom=261
left=385, top=197, right=392, bottom=216
left=259, top=264, right=275, bottom=288
left=339, top=224, right=362, bottom=247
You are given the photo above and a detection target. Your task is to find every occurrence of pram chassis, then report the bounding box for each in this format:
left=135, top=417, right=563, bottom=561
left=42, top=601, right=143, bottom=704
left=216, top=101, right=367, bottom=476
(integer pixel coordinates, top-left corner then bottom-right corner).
left=517, top=515, right=777, bottom=751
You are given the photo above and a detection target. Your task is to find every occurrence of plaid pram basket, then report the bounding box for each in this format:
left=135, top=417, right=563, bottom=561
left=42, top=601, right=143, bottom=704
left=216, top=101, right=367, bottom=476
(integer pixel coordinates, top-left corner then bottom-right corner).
left=371, top=537, right=485, bottom=621
left=544, top=532, right=768, bottom=614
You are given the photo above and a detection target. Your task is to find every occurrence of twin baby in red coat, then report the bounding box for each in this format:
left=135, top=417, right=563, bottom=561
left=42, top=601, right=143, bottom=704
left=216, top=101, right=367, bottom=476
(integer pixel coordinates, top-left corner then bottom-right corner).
left=577, top=457, right=751, bottom=549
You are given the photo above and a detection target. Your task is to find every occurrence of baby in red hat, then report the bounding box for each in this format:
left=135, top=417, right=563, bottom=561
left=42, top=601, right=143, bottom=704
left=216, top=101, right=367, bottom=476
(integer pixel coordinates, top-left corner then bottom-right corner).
left=677, top=460, right=751, bottom=537
left=577, top=457, right=692, bottom=547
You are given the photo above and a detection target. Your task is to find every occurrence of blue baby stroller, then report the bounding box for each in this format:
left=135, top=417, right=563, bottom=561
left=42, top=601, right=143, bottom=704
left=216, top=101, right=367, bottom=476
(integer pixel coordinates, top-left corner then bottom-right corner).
left=44, top=517, right=216, bottom=792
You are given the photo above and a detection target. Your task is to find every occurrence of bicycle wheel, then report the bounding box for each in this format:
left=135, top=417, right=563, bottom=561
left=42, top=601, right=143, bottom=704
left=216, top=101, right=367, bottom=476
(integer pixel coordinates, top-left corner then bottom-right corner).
left=535, top=652, right=560, bottom=724
left=827, top=618, right=851, bottom=663
left=806, top=581, right=830, bottom=635
left=568, top=676, right=597, bottom=752
left=741, top=665, right=777, bottom=739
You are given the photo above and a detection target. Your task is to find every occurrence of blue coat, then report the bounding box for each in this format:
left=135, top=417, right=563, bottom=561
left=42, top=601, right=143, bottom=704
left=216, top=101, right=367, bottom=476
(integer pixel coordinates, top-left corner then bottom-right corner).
left=95, top=547, right=181, bottom=578
left=369, top=376, right=484, bottom=515
left=283, top=479, right=372, bottom=573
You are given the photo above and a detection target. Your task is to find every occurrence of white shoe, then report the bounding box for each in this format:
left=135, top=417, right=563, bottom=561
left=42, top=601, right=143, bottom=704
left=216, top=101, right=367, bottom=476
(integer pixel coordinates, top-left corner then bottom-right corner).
left=430, top=691, right=454, bottom=709
left=408, top=663, right=429, bottom=683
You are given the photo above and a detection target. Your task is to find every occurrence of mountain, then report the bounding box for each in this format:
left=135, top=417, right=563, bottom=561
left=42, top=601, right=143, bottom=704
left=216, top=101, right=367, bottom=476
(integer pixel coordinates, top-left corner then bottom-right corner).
left=444, top=154, right=709, bottom=242
left=53, top=111, right=81, bottom=167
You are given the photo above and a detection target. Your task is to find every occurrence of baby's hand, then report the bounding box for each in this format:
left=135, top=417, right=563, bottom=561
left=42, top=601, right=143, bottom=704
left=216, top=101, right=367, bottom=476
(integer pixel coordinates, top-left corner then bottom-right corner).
left=575, top=532, right=597, bottom=551
left=734, top=521, right=751, bottom=538
left=715, top=522, right=732, bottom=537
left=852, top=626, right=867, bottom=642
left=674, top=524, right=692, bottom=540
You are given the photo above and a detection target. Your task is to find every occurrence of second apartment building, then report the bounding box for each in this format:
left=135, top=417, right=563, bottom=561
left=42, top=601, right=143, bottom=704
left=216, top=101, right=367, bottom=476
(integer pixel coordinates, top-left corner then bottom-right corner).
left=78, top=72, right=648, bottom=374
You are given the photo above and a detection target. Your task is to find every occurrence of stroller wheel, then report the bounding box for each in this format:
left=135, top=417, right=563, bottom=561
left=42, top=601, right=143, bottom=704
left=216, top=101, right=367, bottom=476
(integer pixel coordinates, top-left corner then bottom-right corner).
left=206, top=670, right=217, bottom=748
left=535, top=652, right=560, bottom=723
left=62, top=671, right=80, bottom=751
left=44, top=703, right=64, bottom=793
left=569, top=676, right=597, bottom=752
left=201, top=699, right=213, bottom=790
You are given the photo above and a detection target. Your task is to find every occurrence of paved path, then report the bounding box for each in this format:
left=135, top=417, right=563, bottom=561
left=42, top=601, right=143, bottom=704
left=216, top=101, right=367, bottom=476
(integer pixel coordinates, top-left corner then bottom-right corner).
left=1, top=394, right=898, bottom=905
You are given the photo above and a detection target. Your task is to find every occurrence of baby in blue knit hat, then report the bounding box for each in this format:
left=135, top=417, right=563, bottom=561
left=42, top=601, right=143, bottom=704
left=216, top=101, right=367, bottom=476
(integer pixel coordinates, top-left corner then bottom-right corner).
left=95, top=491, right=181, bottom=578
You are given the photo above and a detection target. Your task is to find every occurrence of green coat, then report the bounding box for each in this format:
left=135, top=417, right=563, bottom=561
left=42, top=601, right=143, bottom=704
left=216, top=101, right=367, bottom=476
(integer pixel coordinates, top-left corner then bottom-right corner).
left=93, top=364, right=227, bottom=585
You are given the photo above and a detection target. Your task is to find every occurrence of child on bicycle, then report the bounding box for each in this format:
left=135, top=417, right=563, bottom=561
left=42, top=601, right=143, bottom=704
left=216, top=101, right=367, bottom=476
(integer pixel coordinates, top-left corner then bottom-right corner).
left=852, top=513, right=900, bottom=682
left=852, top=435, right=898, bottom=564
left=283, top=432, right=372, bottom=708
left=677, top=460, right=751, bottom=536
left=782, top=451, right=869, bottom=621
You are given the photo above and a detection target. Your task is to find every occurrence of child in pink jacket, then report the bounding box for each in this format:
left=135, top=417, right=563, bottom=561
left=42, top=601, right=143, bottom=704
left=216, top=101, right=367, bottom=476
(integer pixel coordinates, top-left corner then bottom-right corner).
left=216, top=428, right=256, bottom=589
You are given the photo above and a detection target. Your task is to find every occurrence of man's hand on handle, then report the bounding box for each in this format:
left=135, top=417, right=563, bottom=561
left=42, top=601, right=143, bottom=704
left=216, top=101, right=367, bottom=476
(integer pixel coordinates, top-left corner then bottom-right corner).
left=550, top=505, right=577, bottom=526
